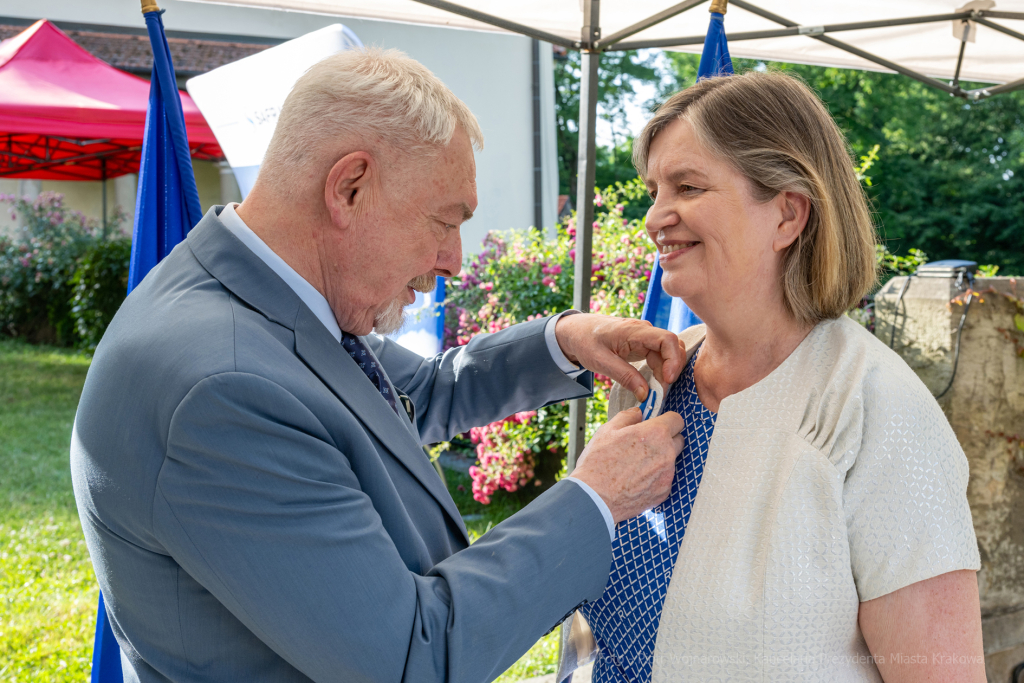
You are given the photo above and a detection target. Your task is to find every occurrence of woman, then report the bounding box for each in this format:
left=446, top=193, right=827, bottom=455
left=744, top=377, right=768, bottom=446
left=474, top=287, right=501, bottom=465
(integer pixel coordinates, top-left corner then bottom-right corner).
left=577, top=71, right=984, bottom=682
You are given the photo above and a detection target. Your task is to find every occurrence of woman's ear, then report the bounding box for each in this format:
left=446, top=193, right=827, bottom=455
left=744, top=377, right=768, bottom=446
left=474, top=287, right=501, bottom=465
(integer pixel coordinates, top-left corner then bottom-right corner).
left=324, top=151, right=374, bottom=230
left=773, top=191, right=811, bottom=252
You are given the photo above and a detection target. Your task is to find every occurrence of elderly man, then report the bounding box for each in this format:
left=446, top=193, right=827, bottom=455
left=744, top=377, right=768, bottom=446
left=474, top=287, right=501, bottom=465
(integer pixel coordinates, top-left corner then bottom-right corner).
left=71, top=49, right=685, bottom=683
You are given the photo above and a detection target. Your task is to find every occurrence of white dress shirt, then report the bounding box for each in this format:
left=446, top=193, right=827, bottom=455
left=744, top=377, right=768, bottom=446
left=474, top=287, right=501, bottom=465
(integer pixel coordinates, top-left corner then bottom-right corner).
left=219, top=203, right=614, bottom=539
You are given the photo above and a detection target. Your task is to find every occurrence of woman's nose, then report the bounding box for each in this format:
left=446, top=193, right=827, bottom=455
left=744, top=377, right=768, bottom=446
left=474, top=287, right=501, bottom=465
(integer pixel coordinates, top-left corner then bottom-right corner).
left=645, top=195, right=679, bottom=237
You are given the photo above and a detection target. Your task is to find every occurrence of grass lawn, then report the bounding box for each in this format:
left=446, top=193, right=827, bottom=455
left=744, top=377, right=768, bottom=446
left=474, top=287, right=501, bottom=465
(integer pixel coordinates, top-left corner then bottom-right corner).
left=0, top=338, right=97, bottom=681
left=0, top=337, right=558, bottom=682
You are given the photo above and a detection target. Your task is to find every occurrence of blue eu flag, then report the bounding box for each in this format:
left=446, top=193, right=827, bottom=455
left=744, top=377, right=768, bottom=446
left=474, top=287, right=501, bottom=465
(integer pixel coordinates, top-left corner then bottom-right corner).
left=640, top=11, right=732, bottom=332
left=127, top=7, right=205, bottom=293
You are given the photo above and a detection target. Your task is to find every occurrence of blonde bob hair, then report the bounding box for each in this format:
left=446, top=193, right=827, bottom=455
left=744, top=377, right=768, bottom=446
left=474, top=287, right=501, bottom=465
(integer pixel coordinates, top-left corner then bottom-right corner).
left=262, top=48, right=483, bottom=182
left=634, top=71, right=877, bottom=325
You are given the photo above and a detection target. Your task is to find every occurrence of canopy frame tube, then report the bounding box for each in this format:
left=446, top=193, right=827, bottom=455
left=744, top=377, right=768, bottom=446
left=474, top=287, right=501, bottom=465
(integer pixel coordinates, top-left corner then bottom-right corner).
left=609, top=12, right=974, bottom=50
left=596, top=0, right=708, bottom=48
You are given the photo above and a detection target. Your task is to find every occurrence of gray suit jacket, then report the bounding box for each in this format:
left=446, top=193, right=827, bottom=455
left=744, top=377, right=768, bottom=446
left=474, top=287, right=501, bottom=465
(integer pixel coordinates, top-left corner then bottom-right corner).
left=70, top=208, right=613, bottom=683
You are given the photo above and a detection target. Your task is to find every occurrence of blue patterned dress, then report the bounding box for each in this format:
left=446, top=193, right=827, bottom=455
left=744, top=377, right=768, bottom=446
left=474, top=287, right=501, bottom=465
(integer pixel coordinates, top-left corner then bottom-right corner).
left=580, top=349, right=716, bottom=683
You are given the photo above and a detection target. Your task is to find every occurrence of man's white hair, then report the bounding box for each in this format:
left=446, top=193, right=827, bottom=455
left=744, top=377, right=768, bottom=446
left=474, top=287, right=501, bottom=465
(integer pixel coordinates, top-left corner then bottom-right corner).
left=261, top=47, right=484, bottom=179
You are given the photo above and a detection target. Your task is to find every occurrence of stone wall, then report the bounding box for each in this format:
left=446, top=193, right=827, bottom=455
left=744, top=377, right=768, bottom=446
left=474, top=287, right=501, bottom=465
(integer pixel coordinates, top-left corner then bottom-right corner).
left=875, top=275, right=1024, bottom=682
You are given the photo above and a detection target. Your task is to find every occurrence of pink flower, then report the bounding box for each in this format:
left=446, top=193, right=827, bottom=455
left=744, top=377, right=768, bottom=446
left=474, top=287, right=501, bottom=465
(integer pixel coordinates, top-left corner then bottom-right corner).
left=542, top=276, right=555, bottom=286
left=549, top=264, right=562, bottom=275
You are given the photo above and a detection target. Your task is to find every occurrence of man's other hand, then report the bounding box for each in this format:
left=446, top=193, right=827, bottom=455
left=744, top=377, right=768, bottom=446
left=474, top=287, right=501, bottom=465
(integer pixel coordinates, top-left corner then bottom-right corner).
left=555, top=314, right=684, bottom=401
left=572, top=407, right=684, bottom=524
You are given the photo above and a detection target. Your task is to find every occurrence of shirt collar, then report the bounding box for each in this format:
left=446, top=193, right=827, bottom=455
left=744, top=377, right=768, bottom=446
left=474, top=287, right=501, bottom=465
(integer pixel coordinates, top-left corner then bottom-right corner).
left=219, top=203, right=342, bottom=342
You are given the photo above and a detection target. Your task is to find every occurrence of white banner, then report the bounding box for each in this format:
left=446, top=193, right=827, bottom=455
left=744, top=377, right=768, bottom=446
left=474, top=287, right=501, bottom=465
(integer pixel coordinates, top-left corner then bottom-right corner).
left=186, top=24, right=363, bottom=197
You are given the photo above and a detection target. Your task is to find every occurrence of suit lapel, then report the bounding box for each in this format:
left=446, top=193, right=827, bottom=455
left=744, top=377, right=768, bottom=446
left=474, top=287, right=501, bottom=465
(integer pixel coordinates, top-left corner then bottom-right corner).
left=293, top=307, right=468, bottom=543
left=188, top=209, right=468, bottom=544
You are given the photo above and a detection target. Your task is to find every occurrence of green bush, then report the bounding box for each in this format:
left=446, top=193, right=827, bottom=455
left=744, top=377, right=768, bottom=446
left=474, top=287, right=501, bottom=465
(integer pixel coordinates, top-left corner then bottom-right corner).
left=69, top=238, right=132, bottom=351
left=0, top=192, right=128, bottom=348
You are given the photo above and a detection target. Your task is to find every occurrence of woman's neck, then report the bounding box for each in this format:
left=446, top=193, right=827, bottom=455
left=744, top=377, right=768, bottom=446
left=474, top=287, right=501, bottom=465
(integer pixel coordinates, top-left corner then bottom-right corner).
left=690, top=293, right=814, bottom=413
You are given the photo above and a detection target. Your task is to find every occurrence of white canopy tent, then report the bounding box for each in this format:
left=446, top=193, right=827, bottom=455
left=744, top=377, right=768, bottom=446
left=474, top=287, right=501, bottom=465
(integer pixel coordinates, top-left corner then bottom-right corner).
left=183, top=0, right=1024, bottom=461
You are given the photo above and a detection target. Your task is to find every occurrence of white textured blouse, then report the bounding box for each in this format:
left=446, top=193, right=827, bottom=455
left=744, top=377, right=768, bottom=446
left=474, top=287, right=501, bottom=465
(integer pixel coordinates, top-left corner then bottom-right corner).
left=607, top=316, right=980, bottom=682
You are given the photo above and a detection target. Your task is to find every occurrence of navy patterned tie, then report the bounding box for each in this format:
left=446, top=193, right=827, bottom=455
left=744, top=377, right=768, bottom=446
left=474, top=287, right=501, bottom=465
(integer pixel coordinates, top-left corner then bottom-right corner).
left=341, top=332, right=398, bottom=415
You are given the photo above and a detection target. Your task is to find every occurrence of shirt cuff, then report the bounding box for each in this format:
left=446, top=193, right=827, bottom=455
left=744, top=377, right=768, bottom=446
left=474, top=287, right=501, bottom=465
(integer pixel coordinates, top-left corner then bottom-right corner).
left=544, top=311, right=586, bottom=379
left=566, top=477, right=616, bottom=541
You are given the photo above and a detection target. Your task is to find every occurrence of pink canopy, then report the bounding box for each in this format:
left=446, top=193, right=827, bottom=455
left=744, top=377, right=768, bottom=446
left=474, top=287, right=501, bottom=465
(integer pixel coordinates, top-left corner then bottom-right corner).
left=0, top=19, right=221, bottom=180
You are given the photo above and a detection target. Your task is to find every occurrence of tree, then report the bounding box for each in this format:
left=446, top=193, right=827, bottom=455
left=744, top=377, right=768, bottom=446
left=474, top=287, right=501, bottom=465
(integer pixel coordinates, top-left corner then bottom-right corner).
left=554, top=49, right=660, bottom=205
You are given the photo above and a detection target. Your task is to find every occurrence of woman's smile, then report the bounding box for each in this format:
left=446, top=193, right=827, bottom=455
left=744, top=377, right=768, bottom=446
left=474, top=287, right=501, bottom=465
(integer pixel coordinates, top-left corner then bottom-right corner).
left=656, top=240, right=700, bottom=262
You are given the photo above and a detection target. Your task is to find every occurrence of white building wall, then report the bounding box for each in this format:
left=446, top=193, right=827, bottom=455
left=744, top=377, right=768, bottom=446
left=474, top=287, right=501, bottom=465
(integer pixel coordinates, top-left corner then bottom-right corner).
left=0, top=0, right=561, bottom=253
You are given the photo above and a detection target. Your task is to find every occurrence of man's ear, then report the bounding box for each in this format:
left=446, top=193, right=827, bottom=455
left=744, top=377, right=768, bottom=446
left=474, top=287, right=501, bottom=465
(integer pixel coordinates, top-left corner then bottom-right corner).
left=324, top=151, right=374, bottom=229
left=773, top=191, right=811, bottom=252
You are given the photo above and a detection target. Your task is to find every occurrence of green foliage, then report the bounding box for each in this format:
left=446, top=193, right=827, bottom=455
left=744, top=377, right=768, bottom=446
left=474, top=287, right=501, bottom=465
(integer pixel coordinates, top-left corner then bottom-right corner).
left=877, top=245, right=929, bottom=282
left=69, top=238, right=132, bottom=351
left=445, top=179, right=656, bottom=501
left=554, top=49, right=660, bottom=202
left=659, top=53, right=1024, bottom=273
left=0, top=338, right=96, bottom=681
left=0, top=193, right=128, bottom=348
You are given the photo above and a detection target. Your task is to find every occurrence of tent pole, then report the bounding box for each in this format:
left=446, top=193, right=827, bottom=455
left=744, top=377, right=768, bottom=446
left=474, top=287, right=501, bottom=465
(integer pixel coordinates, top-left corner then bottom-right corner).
left=567, top=0, right=601, bottom=472
left=952, top=21, right=970, bottom=88
left=974, top=17, right=1024, bottom=43
left=968, top=75, right=1024, bottom=99
left=531, top=38, right=543, bottom=231
left=101, top=157, right=108, bottom=239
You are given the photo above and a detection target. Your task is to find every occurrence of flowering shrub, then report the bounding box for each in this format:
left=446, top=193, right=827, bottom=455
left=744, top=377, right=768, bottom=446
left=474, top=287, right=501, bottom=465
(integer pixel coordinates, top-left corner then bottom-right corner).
left=0, top=192, right=128, bottom=347
left=468, top=411, right=538, bottom=504
left=444, top=179, right=654, bottom=502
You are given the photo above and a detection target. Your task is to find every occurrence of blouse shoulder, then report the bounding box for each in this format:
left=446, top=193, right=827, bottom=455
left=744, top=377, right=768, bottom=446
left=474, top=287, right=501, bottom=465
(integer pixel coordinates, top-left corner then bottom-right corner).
left=788, top=316, right=955, bottom=471
left=790, top=318, right=978, bottom=600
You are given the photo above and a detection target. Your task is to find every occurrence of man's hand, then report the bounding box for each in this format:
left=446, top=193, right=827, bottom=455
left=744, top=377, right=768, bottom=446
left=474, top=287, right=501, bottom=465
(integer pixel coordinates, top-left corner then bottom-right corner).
left=555, top=313, right=685, bottom=401
left=572, top=407, right=684, bottom=524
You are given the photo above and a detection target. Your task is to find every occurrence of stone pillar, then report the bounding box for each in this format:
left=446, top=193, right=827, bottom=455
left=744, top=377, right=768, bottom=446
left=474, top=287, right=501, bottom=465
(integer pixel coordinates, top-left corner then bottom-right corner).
left=218, top=162, right=242, bottom=205
left=875, top=276, right=1024, bottom=683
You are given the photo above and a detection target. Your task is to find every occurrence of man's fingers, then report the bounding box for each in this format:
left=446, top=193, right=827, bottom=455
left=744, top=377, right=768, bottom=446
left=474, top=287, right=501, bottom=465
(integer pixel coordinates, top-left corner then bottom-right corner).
left=623, top=325, right=684, bottom=385
left=597, top=350, right=649, bottom=402
left=608, top=406, right=643, bottom=428
left=671, top=433, right=684, bottom=455
left=648, top=409, right=685, bottom=438
left=656, top=334, right=686, bottom=384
